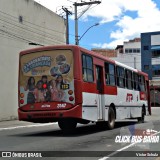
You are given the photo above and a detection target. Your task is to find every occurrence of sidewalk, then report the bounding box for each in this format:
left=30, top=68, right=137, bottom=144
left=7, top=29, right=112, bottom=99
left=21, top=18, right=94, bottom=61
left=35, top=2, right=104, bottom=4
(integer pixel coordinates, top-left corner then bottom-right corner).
left=145, top=107, right=160, bottom=121
left=0, top=120, right=34, bottom=129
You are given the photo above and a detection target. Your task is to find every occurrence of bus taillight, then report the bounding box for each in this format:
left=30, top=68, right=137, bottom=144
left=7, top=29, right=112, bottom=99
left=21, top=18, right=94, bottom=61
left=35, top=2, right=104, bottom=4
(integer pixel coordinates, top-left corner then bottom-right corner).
left=20, top=93, right=24, bottom=98
left=20, top=99, right=24, bottom=104
left=69, top=96, right=74, bottom=101
left=68, top=90, right=73, bottom=95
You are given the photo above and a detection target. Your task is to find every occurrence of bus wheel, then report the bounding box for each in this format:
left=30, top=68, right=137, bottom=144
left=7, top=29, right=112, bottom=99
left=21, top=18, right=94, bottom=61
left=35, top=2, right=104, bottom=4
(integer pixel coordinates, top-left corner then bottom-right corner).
left=107, top=107, right=115, bottom=129
left=137, top=107, right=145, bottom=123
left=58, top=118, right=77, bottom=133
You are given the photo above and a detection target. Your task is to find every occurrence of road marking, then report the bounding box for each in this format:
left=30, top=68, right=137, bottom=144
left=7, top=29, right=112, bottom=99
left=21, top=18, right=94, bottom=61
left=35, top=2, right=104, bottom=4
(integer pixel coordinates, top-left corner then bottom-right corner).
left=0, top=123, right=56, bottom=131
left=99, top=131, right=160, bottom=160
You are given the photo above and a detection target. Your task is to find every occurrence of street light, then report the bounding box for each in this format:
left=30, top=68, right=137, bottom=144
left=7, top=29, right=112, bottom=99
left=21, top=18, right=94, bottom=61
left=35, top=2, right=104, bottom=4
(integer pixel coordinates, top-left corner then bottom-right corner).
left=77, top=23, right=99, bottom=45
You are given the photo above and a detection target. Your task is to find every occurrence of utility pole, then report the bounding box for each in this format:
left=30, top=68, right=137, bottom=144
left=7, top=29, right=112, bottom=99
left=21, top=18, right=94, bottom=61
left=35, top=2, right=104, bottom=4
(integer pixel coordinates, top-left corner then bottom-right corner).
left=62, top=7, right=72, bottom=44
left=74, top=1, right=101, bottom=45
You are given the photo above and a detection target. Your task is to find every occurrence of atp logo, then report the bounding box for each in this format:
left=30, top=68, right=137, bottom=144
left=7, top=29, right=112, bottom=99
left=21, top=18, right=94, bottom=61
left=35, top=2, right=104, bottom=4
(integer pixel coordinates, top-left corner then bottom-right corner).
left=126, top=93, right=133, bottom=102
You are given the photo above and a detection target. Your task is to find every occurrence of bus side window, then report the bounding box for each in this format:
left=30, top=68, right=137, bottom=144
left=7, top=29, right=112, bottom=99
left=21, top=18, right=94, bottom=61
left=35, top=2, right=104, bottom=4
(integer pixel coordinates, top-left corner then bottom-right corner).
left=117, top=66, right=125, bottom=88
left=82, top=54, right=94, bottom=82
left=138, top=75, right=145, bottom=91
left=133, top=73, right=139, bottom=91
left=126, top=70, right=133, bottom=90
left=105, top=63, right=116, bottom=86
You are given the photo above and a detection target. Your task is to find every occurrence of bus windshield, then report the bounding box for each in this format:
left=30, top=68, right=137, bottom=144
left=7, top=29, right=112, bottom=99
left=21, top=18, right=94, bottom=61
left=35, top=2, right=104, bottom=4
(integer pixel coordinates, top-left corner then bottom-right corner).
left=19, top=49, right=74, bottom=106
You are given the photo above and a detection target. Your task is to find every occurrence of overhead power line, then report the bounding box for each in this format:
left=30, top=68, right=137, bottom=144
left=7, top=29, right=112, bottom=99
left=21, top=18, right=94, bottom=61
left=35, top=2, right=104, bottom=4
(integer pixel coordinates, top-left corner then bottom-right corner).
left=0, top=9, right=75, bottom=45
left=62, top=7, right=72, bottom=44
left=73, top=0, right=101, bottom=45
left=0, top=10, right=69, bottom=36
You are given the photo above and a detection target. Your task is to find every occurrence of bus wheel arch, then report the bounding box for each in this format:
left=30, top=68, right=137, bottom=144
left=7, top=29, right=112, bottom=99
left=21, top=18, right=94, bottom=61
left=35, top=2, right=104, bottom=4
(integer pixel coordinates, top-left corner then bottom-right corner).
left=110, top=103, right=116, bottom=119
left=107, top=104, right=116, bottom=129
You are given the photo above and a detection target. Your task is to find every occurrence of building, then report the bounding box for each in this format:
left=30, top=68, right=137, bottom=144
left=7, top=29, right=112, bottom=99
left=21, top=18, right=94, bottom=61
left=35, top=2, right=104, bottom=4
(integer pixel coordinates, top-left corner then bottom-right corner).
left=113, top=38, right=141, bottom=70
left=115, top=45, right=123, bottom=54
left=141, top=31, right=160, bottom=80
left=0, top=0, right=66, bottom=121
left=92, top=38, right=141, bottom=70
left=141, top=31, right=160, bottom=106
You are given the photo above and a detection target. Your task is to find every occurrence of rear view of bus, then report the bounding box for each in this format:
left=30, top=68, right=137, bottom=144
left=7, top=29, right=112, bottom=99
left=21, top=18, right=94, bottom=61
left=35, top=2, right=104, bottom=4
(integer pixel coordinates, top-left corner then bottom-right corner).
left=18, top=46, right=81, bottom=132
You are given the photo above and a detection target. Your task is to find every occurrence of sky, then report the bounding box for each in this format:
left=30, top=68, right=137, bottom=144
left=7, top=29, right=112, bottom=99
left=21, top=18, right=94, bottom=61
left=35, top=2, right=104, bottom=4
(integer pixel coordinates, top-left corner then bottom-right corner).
left=34, top=0, right=160, bottom=49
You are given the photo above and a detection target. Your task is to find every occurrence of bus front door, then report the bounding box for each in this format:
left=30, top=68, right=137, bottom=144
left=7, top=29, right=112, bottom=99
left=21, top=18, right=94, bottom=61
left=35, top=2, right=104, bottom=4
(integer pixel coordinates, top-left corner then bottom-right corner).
left=96, top=66, right=104, bottom=120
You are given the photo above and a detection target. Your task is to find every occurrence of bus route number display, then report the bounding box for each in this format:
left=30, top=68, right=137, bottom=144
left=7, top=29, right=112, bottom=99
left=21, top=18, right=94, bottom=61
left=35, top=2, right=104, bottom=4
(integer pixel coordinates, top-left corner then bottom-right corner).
left=61, top=84, right=69, bottom=90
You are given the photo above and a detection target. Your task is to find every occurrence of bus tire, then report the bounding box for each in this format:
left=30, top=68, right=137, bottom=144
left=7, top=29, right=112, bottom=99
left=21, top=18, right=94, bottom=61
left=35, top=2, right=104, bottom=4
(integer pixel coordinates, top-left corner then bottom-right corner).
left=137, top=107, right=145, bottom=123
left=58, top=118, right=77, bottom=133
left=107, top=107, right=115, bottom=129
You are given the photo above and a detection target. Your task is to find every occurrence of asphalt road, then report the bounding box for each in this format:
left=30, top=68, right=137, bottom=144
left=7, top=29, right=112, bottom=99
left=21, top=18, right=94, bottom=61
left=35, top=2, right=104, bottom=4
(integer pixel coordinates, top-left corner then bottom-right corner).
left=0, top=108, right=160, bottom=160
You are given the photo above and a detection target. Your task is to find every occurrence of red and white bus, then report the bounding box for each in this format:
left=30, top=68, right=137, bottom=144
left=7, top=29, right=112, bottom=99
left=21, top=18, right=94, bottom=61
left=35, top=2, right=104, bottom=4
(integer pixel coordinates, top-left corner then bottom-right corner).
left=18, top=45, right=151, bottom=131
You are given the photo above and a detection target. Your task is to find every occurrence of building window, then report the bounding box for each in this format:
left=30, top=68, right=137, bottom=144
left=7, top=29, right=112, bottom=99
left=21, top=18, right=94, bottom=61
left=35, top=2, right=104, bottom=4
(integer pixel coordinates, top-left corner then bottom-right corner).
left=117, top=66, right=125, bottom=88
left=125, top=49, right=129, bottom=53
left=133, top=48, right=140, bottom=53
left=129, top=49, right=132, bottom=53
left=152, top=70, right=160, bottom=77
left=152, top=65, right=160, bottom=77
left=143, top=46, right=149, bottom=50
left=82, top=54, right=94, bottom=82
left=152, top=50, right=160, bottom=58
left=144, top=65, right=149, bottom=70
left=133, top=49, right=137, bottom=53
left=119, top=49, right=123, bottom=53
left=105, top=63, right=116, bottom=86
left=136, top=48, right=140, bottom=53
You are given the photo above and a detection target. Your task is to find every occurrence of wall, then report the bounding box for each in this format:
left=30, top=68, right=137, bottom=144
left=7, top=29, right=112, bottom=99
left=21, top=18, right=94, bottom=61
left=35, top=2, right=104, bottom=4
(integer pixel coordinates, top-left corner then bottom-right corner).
left=113, top=41, right=141, bottom=70
left=92, top=49, right=117, bottom=57
left=141, top=33, right=152, bottom=79
left=0, top=0, right=66, bottom=121
left=141, top=32, right=160, bottom=80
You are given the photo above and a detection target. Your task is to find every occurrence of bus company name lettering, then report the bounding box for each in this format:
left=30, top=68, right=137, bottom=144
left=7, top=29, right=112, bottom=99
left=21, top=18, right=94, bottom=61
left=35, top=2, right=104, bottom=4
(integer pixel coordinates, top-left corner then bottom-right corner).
left=126, top=93, right=133, bottom=102
left=23, top=56, right=51, bottom=73
left=57, top=103, right=66, bottom=109
left=41, top=104, right=50, bottom=108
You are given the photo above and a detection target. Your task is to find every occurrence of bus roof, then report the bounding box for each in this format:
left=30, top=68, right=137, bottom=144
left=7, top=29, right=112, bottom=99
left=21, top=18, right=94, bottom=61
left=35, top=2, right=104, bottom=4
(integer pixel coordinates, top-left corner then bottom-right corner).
left=20, top=44, right=148, bottom=77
